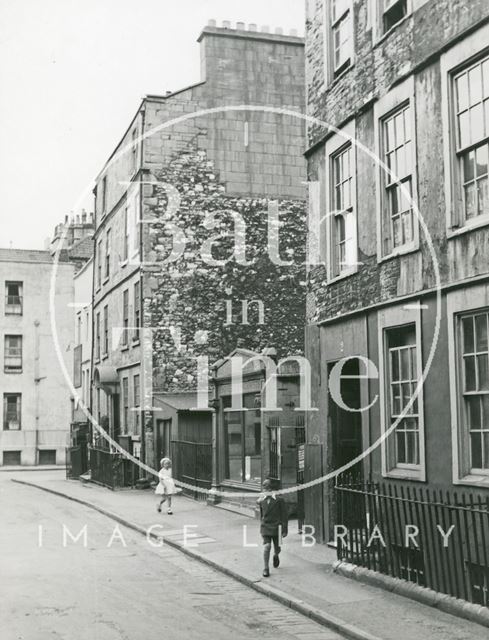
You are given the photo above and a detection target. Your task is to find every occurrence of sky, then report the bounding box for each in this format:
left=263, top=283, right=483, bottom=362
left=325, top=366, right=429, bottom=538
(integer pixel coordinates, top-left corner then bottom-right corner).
left=0, top=0, right=305, bottom=250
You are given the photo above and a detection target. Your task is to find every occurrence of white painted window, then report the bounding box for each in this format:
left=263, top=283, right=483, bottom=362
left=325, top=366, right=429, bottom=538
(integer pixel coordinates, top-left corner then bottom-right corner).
left=331, top=0, right=352, bottom=75
left=325, top=121, right=357, bottom=280
left=331, top=144, right=356, bottom=277
left=386, top=325, right=419, bottom=466
left=454, top=55, right=489, bottom=224
left=383, top=103, right=414, bottom=251
left=379, top=303, right=425, bottom=480
left=459, top=310, right=489, bottom=473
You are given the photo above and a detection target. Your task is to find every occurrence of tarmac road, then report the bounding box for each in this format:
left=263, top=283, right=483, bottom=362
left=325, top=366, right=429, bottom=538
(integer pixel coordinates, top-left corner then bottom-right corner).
left=0, top=475, right=344, bottom=640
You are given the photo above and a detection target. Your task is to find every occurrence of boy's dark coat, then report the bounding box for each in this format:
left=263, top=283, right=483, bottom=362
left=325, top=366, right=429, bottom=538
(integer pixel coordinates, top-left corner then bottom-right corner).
left=259, top=495, right=288, bottom=537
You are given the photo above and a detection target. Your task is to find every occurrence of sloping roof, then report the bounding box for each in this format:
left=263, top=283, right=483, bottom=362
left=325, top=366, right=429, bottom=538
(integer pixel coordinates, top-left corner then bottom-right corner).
left=68, top=236, right=94, bottom=260
left=0, top=248, right=56, bottom=264
left=152, top=391, right=212, bottom=412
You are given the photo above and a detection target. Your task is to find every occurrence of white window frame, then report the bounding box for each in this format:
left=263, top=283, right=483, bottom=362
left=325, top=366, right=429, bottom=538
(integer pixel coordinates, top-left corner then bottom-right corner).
left=374, top=76, right=419, bottom=261
left=378, top=302, right=425, bottom=480
left=323, top=0, right=354, bottom=86
left=325, top=120, right=358, bottom=281
left=441, top=24, right=489, bottom=237
left=448, top=282, right=489, bottom=486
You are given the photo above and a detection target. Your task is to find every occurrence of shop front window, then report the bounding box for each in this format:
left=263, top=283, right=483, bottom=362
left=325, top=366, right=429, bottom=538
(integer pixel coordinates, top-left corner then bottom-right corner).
left=223, top=393, right=261, bottom=484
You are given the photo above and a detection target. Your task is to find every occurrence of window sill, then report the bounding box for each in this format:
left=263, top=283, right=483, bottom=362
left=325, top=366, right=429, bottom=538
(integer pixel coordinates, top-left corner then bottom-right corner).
left=4, top=370, right=23, bottom=374
left=132, top=339, right=140, bottom=348
left=454, top=473, right=489, bottom=487
left=323, top=62, right=355, bottom=94
left=4, top=311, right=23, bottom=316
left=378, top=241, right=419, bottom=264
left=103, top=277, right=110, bottom=285
left=94, top=358, right=101, bottom=365
left=220, top=479, right=261, bottom=492
left=383, top=467, right=425, bottom=482
left=95, top=287, right=101, bottom=294
left=101, top=353, right=108, bottom=361
left=120, top=259, right=128, bottom=269
left=121, top=344, right=129, bottom=352
left=328, top=266, right=359, bottom=285
left=447, top=215, right=489, bottom=239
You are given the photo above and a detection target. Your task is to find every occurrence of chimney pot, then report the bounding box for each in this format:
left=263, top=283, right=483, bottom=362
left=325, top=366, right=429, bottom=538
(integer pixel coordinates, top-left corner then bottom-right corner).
left=248, top=23, right=257, bottom=31
left=261, top=25, right=270, bottom=33
left=222, top=20, right=231, bottom=28
left=208, top=19, right=216, bottom=27
left=275, top=27, right=283, bottom=35
left=64, top=215, right=68, bottom=224
left=289, top=28, right=298, bottom=36
left=236, top=21, right=245, bottom=30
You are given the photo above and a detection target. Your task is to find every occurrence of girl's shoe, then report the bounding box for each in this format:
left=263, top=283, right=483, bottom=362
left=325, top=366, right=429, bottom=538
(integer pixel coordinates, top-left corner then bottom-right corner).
left=167, top=509, right=173, bottom=515
left=262, top=568, right=270, bottom=577
left=157, top=505, right=162, bottom=513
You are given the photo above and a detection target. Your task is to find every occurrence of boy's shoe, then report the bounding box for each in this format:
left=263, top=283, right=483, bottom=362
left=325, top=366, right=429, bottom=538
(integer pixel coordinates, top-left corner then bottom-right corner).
left=167, top=509, right=173, bottom=515
left=262, top=568, right=270, bottom=577
left=157, top=505, right=162, bottom=513
left=273, top=554, right=280, bottom=568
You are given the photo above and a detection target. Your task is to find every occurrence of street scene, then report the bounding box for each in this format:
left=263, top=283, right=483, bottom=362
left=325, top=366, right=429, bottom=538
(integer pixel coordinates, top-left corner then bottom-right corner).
left=1, top=0, right=489, bottom=638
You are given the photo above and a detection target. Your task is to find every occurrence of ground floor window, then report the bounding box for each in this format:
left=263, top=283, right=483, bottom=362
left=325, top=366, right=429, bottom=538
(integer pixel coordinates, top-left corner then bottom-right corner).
left=459, top=310, right=489, bottom=473
left=3, top=450, right=21, bottom=465
left=223, top=392, right=261, bottom=484
left=384, top=324, right=420, bottom=469
left=39, top=450, right=56, bottom=465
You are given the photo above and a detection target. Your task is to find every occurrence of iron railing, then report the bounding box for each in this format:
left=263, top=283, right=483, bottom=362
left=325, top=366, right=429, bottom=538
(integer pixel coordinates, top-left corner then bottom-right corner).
left=89, top=446, right=137, bottom=489
left=171, top=440, right=212, bottom=501
left=335, top=479, right=489, bottom=607
left=66, top=445, right=88, bottom=479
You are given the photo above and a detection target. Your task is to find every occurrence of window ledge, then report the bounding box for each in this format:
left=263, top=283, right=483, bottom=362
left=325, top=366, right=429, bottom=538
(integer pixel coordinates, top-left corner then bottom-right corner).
left=378, top=241, right=418, bottom=264
left=131, top=339, right=140, bottom=347
left=454, top=474, right=489, bottom=487
left=121, top=344, right=129, bottom=352
left=324, top=62, right=355, bottom=94
left=328, top=266, right=359, bottom=285
left=103, top=277, right=110, bottom=285
left=101, top=353, right=108, bottom=361
left=4, top=370, right=23, bottom=374
left=447, top=215, right=489, bottom=239
left=120, top=259, right=128, bottom=269
left=94, top=358, right=101, bottom=365
left=383, top=467, right=425, bottom=482
left=95, top=286, right=101, bottom=294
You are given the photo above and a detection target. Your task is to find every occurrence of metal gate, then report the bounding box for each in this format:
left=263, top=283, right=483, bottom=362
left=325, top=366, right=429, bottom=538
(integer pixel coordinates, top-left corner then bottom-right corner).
left=171, top=440, right=212, bottom=501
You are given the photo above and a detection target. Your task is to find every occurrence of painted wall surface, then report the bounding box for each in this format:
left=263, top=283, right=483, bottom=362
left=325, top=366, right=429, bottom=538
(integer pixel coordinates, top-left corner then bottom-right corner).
left=0, top=256, right=73, bottom=465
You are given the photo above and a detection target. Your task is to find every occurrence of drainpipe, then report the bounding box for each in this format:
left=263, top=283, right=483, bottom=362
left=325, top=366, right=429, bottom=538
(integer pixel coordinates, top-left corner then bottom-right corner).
left=138, top=107, right=146, bottom=473
left=34, top=320, right=40, bottom=465
left=208, top=367, right=220, bottom=504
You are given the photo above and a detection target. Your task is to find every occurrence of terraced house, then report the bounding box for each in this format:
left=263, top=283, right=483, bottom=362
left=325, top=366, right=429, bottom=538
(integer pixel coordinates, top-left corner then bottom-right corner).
left=304, top=0, right=489, bottom=605
left=89, top=21, right=308, bottom=496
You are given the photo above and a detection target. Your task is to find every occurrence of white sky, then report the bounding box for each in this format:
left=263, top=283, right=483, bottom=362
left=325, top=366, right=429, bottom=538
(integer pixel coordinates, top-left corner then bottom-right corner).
left=0, top=0, right=305, bottom=250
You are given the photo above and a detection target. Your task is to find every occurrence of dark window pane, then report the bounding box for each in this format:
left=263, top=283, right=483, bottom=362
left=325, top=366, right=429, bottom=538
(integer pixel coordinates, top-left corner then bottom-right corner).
left=464, top=355, right=476, bottom=391
left=471, top=432, right=483, bottom=469
left=463, top=316, right=475, bottom=354
left=475, top=314, right=488, bottom=351
left=463, top=150, right=475, bottom=182
left=466, top=396, right=481, bottom=428
left=477, top=354, right=489, bottom=390
left=396, top=430, right=406, bottom=464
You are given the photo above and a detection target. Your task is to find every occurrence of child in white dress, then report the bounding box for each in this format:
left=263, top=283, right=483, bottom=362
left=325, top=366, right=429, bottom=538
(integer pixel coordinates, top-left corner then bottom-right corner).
left=155, top=457, right=178, bottom=515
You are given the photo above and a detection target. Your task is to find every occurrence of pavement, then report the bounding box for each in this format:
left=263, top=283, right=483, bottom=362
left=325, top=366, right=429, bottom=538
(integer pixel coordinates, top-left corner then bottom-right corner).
left=1, top=475, right=339, bottom=640
left=7, top=469, right=489, bottom=640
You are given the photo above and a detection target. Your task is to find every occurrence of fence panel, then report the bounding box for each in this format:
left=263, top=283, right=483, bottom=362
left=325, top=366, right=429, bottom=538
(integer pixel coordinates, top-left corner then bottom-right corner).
left=171, top=440, right=212, bottom=501
left=89, top=447, right=137, bottom=489
left=335, top=481, right=489, bottom=606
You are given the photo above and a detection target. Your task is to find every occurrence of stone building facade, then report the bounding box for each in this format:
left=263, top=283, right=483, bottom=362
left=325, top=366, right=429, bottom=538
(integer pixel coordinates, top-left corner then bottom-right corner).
left=90, top=21, right=307, bottom=491
left=305, top=0, right=489, bottom=542
left=0, top=249, right=73, bottom=466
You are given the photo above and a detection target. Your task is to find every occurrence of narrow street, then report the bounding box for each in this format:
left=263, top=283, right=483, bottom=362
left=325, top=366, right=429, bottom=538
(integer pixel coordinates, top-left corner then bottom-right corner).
left=0, top=475, right=343, bottom=640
